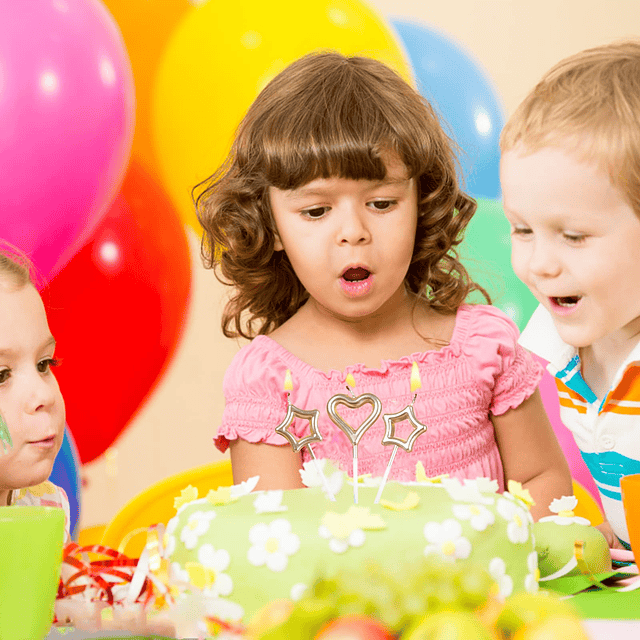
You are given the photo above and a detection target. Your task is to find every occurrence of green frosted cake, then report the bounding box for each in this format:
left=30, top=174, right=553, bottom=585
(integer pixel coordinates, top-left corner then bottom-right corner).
left=164, top=466, right=540, bottom=622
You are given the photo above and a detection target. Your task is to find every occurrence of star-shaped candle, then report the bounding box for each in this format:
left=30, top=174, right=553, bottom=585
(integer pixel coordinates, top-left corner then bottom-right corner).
left=374, top=362, right=428, bottom=504
left=275, top=370, right=336, bottom=500
left=327, top=374, right=382, bottom=504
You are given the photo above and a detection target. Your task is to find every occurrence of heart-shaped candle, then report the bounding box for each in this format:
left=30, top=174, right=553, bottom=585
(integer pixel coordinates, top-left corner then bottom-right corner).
left=327, top=391, right=382, bottom=503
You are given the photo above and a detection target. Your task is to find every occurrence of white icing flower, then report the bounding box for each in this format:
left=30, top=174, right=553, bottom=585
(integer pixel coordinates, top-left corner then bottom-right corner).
left=318, top=525, right=366, bottom=554
left=254, top=490, right=288, bottom=514
left=197, top=544, right=233, bottom=597
left=164, top=533, right=176, bottom=557
left=452, top=503, right=495, bottom=531
left=299, top=459, right=344, bottom=496
left=166, top=516, right=179, bottom=537
left=230, top=476, right=260, bottom=499
left=525, top=551, right=540, bottom=593
left=423, top=519, right=472, bottom=561
left=247, top=519, right=300, bottom=572
left=488, top=557, right=513, bottom=598
left=441, top=478, right=494, bottom=505
left=170, top=562, right=190, bottom=584
left=204, top=597, right=244, bottom=623
left=497, top=498, right=529, bottom=544
left=538, top=495, right=591, bottom=525
left=180, top=511, right=217, bottom=549
left=290, top=583, right=308, bottom=601
left=474, top=477, right=500, bottom=494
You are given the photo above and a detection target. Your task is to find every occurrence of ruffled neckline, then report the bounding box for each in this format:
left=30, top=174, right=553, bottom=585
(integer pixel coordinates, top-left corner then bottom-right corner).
left=254, top=304, right=473, bottom=381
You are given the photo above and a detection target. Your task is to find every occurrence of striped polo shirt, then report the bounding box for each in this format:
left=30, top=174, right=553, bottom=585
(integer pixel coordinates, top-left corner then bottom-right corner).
left=519, top=304, right=640, bottom=545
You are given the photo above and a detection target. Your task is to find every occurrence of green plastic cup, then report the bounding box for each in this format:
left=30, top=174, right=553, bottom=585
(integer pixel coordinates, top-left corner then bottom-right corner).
left=0, top=506, right=65, bottom=640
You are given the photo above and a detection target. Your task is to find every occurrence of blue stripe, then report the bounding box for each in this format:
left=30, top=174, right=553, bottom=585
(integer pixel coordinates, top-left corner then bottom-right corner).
left=555, top=356, right=598, bottom=403
left=581, top=451, right=640, bottom=502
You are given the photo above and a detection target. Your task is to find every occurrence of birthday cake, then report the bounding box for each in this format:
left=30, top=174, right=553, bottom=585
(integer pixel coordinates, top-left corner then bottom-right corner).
left=164, top=464, right=540, bottom=622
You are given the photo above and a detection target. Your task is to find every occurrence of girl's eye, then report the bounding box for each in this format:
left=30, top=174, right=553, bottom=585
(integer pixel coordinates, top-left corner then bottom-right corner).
left=301, top=206, right=329, bottom=219
left=369, top=199, right=396, bottom=211
left=0, top=368, right=10, bottom=384
left=38, top=358, right=60, bottom=373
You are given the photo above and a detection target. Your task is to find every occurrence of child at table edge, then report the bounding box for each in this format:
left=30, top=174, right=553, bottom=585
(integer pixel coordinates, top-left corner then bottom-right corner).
left=0, top=246, right=70, bottom=542
left=196, top=51, right=572, bottom=521
left=500, top=39, right=640, bottom=548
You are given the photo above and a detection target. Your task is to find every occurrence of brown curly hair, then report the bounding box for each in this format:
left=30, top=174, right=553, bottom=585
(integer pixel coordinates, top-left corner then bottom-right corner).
left=196, top=51, right=490, bottom=340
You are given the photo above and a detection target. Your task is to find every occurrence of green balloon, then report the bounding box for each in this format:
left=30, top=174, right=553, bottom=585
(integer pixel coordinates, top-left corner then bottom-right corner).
left=459, top=198, right=538, bottom=331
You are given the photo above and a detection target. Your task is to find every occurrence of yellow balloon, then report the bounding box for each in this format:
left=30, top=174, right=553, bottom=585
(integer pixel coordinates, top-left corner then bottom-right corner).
left=152, top=0, right=413, bottom=232
left=103, top=0, right=192, bottom=174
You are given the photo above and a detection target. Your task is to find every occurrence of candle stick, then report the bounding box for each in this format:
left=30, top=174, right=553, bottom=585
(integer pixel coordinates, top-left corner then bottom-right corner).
left=327, top=375, right=382, bottom=504
left=275, top=370, right=336, bottom=500
left=374, top=362, right=428, bottom=504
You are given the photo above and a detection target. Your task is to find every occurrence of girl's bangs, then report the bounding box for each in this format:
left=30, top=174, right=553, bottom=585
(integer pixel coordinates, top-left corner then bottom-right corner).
left=261, top=133, right=395, bottom=191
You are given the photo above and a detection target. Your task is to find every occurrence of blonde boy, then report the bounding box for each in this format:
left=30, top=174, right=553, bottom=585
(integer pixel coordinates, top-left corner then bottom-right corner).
left=500, top=41, right=640, bottom=548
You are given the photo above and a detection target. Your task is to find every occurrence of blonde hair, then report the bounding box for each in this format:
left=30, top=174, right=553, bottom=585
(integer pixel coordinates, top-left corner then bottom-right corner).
left=196, top=51, right=489, bottom=339
left=501, top=39, right=640, bottom=214
left=0, top=243, right=34, bottom=290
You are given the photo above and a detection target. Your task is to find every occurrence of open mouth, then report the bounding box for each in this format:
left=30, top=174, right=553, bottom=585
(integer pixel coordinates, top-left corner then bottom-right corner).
left=342, top=267, right=370, bottom=282
left=551, top=296, right=582, bottom=307
left=340, top=266, right=373, bottom=297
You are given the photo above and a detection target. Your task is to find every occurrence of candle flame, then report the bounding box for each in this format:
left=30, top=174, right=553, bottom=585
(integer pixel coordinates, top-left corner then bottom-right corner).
left=284, top=369, right=293, bottom=392
left=410, top=361, right=422, bottom=393
left=345, top=373, right=356, bottom=389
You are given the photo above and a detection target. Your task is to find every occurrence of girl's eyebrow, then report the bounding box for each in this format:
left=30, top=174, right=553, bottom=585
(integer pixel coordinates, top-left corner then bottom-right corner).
left=286, top=176, right=411, bottom=200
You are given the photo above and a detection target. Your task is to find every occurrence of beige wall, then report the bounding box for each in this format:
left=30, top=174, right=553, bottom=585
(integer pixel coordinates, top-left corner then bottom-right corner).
left=80, top=0, right=640, bottom=530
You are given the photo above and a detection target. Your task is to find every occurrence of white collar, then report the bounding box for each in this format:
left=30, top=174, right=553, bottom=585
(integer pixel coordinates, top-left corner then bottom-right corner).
left=518, top=304, right=578, bottom=374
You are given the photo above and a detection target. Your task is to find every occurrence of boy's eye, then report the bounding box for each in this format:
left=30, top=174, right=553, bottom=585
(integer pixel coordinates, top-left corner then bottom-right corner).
left=0, top=368, right=10, bottom=384
left=563, top=233, right=586, bottom=244
left=511, top=226, right=532, bottom=236
left=37, top=358, right=60, bottom=373
left=301, top=206, right=329, bottom=219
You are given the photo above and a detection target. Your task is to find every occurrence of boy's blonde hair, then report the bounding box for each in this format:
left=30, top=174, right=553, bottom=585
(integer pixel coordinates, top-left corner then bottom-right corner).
left=500, top=39, right=640, bottom=215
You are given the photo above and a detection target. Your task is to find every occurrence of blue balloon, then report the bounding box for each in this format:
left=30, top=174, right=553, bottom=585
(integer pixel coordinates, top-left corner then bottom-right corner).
left=49, top=425, right=81, bottom=540
left=391, top=19, right=505, bottom=199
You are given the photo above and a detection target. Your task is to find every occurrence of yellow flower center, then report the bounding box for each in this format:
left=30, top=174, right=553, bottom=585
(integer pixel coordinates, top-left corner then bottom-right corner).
left=470, top=506, right=481, bottom=515
left=187, top=519, right=199, bottom=531
left=442, top=541, right=456, bottom=556
left=558, top=510, right=574, bottom=518
left=265, top=537, right=280, bottom=554
left=534, top=568, right=540, bottom=582
left=514, top=514, right=522, bottom=527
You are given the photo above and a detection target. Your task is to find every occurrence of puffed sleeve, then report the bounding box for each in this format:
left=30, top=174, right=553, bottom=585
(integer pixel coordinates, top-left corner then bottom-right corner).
left=465, top=305, right=544, bottom=416
left=215, top=337, right=293, bottom=452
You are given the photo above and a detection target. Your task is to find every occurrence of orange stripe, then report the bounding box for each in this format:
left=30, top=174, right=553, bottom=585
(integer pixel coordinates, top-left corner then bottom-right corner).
left=605, top=365, right=640, bottom=402
left=555, top=379, right=589, bottom=402
left=559, top=397, right=587, bottom=414
left=600, top=404, right=640, bottom=415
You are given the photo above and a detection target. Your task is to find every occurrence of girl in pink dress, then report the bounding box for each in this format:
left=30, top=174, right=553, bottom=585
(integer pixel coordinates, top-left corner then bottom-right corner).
left=0, top=247, right=70, bottom=542
left=196, top=52, right=571, bottom=519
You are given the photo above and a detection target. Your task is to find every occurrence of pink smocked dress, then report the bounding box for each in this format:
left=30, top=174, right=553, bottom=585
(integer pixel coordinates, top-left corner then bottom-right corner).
left=215, top=304, right=543, bottom=491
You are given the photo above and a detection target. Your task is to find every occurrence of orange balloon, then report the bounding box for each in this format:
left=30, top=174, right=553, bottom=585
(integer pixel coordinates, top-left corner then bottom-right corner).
left=103, top=0, right=193, bottom=173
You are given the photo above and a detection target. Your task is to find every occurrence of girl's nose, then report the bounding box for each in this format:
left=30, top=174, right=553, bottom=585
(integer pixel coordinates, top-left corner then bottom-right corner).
left=338, top=206, right=371, bottom=245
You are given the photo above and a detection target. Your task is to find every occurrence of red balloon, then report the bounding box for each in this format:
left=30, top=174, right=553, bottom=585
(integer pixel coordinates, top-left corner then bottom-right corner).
left=41, top=162, right=192, bottom=463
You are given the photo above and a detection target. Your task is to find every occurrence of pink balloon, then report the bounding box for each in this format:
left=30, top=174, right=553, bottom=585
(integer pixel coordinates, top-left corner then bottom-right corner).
left=0, top=0, right=134, bottom=279
left=534, top=354, right=603, bottom=508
